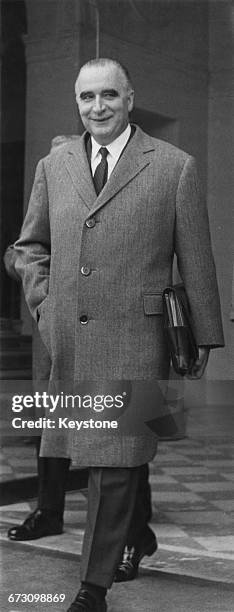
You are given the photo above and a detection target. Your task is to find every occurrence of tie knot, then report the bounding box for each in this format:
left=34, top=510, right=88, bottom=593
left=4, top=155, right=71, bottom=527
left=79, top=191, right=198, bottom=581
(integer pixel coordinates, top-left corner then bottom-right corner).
left=99, top=147, right=108, bottom=159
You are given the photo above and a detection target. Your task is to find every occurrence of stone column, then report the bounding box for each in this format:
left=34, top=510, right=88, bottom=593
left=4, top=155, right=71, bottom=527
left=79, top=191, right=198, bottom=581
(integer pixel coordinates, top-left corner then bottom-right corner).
left=1, top=0, right=26, bottom=341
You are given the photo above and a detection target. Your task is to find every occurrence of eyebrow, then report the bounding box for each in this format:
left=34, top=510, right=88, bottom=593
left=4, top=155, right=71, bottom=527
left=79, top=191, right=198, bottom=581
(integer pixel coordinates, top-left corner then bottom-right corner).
left=80, top=89, right=119, bottom=99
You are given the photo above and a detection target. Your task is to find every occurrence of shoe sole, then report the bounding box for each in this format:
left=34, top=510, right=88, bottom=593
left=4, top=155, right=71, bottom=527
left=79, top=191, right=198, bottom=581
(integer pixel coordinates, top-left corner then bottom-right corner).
left=8, top=529, right=63, bottom=541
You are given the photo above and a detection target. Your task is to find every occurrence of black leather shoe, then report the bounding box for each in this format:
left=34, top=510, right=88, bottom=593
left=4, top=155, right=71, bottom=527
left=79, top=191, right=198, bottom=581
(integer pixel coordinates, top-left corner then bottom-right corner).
left=67, top=588, right=107, bottom=612
left=114, top=528, right=157, bottom=582
left=7, top=508, right=63, bottom=541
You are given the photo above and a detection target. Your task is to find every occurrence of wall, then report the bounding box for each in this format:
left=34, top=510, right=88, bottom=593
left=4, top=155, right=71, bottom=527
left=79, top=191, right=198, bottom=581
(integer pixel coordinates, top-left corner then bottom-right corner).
left=207, top=0, right=234, bottom=381
left=23, top=0, right=209, bottom=199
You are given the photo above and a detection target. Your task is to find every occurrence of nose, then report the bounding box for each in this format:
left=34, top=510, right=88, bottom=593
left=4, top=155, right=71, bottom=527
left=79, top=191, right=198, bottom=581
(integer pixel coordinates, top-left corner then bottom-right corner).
left=93, top=95, right=105, bottom=113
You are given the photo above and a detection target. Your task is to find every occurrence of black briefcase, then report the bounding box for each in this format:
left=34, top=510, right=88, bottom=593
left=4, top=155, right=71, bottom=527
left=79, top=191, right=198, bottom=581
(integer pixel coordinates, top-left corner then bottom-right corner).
left=163, top=284, right=198, bottom=376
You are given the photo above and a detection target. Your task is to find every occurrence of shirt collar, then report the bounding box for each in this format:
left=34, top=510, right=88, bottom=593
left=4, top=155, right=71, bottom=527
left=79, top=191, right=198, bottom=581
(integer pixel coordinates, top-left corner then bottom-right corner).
left=91, top=124, right=131, bottom=162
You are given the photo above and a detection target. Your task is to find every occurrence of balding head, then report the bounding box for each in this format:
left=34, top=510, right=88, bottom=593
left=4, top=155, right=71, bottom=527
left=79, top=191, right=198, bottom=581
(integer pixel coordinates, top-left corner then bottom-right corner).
left=75, top=58, right=133, bottom=95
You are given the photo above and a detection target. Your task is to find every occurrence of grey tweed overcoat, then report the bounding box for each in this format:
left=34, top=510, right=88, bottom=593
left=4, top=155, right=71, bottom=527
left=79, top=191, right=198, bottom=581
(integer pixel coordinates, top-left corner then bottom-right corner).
left=15, top=126, right=224, bottom=466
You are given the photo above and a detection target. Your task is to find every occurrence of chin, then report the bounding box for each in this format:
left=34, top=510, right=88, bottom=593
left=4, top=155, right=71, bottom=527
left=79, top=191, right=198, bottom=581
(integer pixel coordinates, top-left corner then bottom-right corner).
left=92, top=129, right=113, bottom=144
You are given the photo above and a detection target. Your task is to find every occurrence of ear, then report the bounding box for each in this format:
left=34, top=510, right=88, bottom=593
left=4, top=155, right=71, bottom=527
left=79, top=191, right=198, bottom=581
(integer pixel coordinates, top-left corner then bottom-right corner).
left=127, top=90, right=134, bottom=113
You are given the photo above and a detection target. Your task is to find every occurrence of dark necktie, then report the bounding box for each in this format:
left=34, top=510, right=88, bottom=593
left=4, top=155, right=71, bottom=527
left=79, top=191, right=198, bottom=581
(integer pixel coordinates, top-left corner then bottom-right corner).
left=93, top=147, right=109, bottom=195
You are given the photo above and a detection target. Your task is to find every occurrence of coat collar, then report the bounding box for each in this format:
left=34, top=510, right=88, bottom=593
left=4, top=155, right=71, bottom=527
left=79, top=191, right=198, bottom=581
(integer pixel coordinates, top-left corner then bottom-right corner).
left=65, top=125, right=156, bottom=214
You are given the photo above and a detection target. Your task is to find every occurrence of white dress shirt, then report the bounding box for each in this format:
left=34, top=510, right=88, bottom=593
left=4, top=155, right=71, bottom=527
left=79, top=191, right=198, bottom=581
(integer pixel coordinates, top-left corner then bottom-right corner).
left=91, top=124, right=131, bottom=180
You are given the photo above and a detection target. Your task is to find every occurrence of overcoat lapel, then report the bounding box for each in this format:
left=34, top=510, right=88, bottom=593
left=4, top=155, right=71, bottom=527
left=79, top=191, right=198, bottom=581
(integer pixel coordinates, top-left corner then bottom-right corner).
left=65, top=134, right=97, bottom=209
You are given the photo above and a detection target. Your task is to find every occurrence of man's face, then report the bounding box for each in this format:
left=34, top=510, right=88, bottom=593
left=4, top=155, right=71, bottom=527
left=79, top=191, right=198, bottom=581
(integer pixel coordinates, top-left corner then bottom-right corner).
left=75, top=64, right=134, bottom=145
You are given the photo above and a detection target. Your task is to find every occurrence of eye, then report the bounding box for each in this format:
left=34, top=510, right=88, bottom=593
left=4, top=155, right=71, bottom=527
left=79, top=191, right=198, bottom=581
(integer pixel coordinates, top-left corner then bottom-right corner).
left=80, top=93, right=94, bottom=101
left=103, top=91, right=118, bottom=99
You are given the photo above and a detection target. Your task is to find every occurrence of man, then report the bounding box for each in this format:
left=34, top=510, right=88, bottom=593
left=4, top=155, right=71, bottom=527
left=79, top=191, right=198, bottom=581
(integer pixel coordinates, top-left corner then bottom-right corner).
left=15, top=58, right=224, bottom=611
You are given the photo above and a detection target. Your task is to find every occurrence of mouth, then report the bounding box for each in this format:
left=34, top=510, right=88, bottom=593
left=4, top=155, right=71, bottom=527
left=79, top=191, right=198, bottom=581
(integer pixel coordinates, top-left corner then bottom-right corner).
left=90, top=117, right=112, bottom=124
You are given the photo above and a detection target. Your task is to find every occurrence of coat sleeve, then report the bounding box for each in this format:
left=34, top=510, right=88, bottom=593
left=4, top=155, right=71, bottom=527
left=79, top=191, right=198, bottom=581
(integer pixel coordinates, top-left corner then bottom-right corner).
left=14, top=158, right=51, bottom=322
left=174, top=155, right=224, bottom=347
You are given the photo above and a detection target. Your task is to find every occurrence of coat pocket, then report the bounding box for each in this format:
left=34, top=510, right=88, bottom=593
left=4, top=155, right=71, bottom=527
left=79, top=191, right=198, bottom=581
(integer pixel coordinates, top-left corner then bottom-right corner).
left=143, top=293, right=163, bottom=315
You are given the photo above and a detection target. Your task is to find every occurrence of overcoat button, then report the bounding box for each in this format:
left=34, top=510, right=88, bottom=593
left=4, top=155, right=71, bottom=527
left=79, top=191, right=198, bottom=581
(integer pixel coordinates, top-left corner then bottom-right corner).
left=80, top=315, right=88, bottom=324
left=85, top=218, right=96, bottom=228
left=81, top=265, right=91, bottom=276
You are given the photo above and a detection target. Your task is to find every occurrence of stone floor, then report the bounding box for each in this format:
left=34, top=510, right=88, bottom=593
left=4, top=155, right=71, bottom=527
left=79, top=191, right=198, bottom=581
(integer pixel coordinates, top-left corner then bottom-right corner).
left=1, top=544, right=234, bottom=612
left=1, top=400, right=234, bottom=586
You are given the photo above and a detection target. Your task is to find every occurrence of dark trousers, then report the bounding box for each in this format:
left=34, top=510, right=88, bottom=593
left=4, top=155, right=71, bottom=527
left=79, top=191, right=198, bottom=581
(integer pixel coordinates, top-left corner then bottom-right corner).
left=127, top=462, right=152, bottom=546
left=38, top=458, right=147, bottom=587
left=81, top=466, right=140, bottom=587
left=38, top=456, right=71, bottom=519
left=37, top=456, right=152, bottom=545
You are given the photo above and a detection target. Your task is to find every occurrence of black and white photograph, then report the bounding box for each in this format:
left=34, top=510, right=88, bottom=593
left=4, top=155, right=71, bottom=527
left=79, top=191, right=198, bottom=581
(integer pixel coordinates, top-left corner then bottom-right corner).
left=1, top=1, right=234, bottom=611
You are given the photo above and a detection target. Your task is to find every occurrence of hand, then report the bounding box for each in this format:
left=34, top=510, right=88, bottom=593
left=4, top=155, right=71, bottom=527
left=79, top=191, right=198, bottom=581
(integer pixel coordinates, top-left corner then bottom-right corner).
left=186, top=346, right=210, bottom=380
left=3, top=246, right=21, bottom=282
